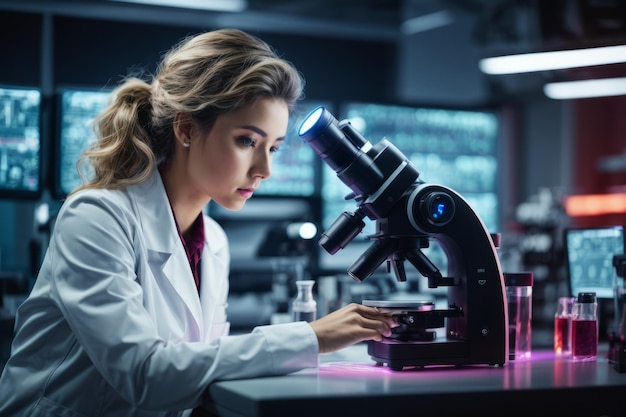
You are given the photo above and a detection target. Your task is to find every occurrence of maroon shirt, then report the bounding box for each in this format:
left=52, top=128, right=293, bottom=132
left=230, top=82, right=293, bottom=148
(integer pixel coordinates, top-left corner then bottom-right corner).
left=175, top=213, right=205, bottom=293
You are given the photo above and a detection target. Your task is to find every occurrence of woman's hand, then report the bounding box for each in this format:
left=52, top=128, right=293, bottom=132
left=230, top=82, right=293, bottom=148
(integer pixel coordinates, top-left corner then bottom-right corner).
left=309, top=303, right=399, bottom=354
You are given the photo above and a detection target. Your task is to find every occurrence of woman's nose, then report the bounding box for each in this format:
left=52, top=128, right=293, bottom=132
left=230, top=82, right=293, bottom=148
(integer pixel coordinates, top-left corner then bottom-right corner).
left=252, top=151, right=272, bottom=179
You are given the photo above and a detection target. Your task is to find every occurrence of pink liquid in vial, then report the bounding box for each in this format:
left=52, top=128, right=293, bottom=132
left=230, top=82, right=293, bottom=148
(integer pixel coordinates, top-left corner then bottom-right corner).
left=571, top=319, right=597, bottom=359
left=554, top=316, right=570, bottom=355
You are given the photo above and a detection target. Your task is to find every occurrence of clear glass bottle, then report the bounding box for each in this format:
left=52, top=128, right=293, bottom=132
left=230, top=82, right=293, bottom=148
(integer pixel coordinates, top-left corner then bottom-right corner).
left=291, top=280, right=317, bottom=322
left=554, top=296, right=576, bottom=356
left=571, top=292, right=598, bottom=361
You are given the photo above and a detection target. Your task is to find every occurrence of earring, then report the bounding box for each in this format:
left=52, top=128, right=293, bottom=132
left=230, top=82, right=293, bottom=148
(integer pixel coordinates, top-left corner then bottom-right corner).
left=182, top=141, right=190, bottom=148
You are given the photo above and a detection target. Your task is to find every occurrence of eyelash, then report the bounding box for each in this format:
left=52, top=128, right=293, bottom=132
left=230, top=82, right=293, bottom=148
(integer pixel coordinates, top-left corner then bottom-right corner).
left=237, top=136, right=280, bottom=153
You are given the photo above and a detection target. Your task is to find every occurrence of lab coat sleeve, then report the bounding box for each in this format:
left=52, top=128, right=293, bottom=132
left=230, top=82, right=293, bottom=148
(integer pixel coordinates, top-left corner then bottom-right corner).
left=50, top=192, right=319, bottom=411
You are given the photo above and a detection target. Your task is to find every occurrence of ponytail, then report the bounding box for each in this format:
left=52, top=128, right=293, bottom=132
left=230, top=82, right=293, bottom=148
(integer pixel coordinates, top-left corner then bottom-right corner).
left=71, top=78, right=156, bottom=195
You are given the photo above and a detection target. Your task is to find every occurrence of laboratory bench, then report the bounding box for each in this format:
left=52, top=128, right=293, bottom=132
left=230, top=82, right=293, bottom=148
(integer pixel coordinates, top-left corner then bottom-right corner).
left=203, top=342, right=626, bottom=417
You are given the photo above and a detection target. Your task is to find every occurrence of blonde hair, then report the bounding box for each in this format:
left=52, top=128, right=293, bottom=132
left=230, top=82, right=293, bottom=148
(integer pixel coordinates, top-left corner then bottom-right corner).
left=72, top=28, right=304, bottom=195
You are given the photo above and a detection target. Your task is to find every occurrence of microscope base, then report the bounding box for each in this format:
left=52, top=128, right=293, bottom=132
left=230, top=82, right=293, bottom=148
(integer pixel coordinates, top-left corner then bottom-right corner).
left=367, top=338, right=505, bottom=371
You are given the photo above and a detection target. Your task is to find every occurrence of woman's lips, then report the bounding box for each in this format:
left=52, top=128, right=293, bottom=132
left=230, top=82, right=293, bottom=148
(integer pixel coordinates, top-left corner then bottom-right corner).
left=237, top=188, right=255, bottom=199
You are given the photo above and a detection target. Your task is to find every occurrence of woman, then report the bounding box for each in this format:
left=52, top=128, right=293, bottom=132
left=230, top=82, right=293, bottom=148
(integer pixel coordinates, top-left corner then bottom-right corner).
left=0, top=29, right=397, bottom=416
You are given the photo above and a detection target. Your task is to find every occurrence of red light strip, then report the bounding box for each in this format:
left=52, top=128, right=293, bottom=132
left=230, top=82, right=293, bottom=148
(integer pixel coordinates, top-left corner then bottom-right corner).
left=564, top=193, right=626, bottom=216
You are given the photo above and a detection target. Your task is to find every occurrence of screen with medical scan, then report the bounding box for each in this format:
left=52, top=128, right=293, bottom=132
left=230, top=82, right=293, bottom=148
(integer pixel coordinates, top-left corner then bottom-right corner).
left=55, top=87, right=112, bottom=197
left=566, top=225, right=625, bottom=299
left=0, top=85, right=42, bottom=198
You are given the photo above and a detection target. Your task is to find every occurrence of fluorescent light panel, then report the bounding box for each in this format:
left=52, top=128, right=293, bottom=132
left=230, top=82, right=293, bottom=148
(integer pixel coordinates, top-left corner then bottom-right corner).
left=479, top=44, right=626, bottom=75
left=544, top=77, right=626, bottom=99
left=108, top=0, right=247, bottom=12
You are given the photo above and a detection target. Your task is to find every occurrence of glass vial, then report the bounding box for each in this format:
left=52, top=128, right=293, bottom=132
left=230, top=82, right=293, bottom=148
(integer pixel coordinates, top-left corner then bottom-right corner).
left=291, top=280, right=317, bottom=322
left=571, top=292, right=598, bottom=362
left=554, top=296, right=576, bottom=356
left=505, top=273, right=533, bottom=360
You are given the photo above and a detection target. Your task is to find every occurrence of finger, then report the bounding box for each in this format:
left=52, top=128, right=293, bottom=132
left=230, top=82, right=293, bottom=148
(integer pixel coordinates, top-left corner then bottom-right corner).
left=347, top=325, right=385, bottom=344
left=361, top=305, right=390, bottom=318
left=360, top=315, right=395, bottom=338
left=360, top=306, right=399, bottom=328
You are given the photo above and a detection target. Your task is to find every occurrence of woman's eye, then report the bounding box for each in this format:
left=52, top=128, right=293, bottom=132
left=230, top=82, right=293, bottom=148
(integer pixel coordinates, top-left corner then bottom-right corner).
left=270, top=146, right=280, bottom=154
left=238, top=136, right=256, bottom=148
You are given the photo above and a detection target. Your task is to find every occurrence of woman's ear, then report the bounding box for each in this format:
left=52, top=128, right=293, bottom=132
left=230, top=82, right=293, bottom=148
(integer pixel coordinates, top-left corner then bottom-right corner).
left=173, top=113, right=194, bottom=148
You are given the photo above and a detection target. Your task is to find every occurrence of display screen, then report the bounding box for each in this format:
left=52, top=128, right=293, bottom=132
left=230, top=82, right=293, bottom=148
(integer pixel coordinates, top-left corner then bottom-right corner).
left=56, top=88, right=112, bottom=197
left=255, top=101, right=329, bottom=197
left=317, top=102, right=500, bottom=274
left=0, top=85, right=41, bottom=198
left=565, top=226, right=625, bottom=299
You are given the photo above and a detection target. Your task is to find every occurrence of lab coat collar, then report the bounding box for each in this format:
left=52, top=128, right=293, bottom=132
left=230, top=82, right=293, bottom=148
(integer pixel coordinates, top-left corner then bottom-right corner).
left=130, top=169, right=204, bottom=338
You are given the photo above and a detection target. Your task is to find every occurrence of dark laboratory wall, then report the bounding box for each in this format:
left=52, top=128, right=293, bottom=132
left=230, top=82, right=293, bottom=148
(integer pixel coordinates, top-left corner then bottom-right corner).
left=397, top=8, right=488, bottom=107
left=571, top=95, right=626, bottom=228
left=260, top=32, right=395, bottom=103
left=52, top=16, right=395, bottom=102
left=0, top=12, right=43, bottom=277
left=0, top=12, right=41, bottom=86
left=53, top=17, right=192, bottom=89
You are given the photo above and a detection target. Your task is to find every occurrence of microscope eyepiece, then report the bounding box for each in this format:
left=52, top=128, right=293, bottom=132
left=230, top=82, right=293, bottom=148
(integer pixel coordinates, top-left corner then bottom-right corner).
left=298, top=106, right=383, bottom=195
left=298, top=106, right=326, bottom=138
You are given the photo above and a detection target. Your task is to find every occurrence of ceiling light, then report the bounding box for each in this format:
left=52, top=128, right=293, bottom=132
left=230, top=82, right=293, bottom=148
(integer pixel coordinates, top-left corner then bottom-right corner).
left=108, top=0, right=247, bottom=12
left=544, top=77, right=626, bottom=99
left=479, top=44, right=626, bottom=75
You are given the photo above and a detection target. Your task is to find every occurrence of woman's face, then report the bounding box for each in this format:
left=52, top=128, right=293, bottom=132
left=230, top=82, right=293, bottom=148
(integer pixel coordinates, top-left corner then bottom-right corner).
left=187, top=97, right=290, bottom=210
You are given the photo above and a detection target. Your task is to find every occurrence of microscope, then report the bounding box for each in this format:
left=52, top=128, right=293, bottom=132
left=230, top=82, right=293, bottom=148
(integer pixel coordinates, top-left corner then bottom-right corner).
left=299, top=106, right=508, bottom=370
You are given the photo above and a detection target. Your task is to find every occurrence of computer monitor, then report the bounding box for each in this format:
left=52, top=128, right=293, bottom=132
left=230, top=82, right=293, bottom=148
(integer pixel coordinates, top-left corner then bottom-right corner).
left=565, top=225, right=625, bottom=299
left=55, top=87, right=112, bottom=197
left=0, top=85, right=42, bottom=199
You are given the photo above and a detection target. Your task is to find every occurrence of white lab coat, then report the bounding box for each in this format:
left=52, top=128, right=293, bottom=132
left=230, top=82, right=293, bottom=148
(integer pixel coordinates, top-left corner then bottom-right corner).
left=0, top=169, right=319, bottom=417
